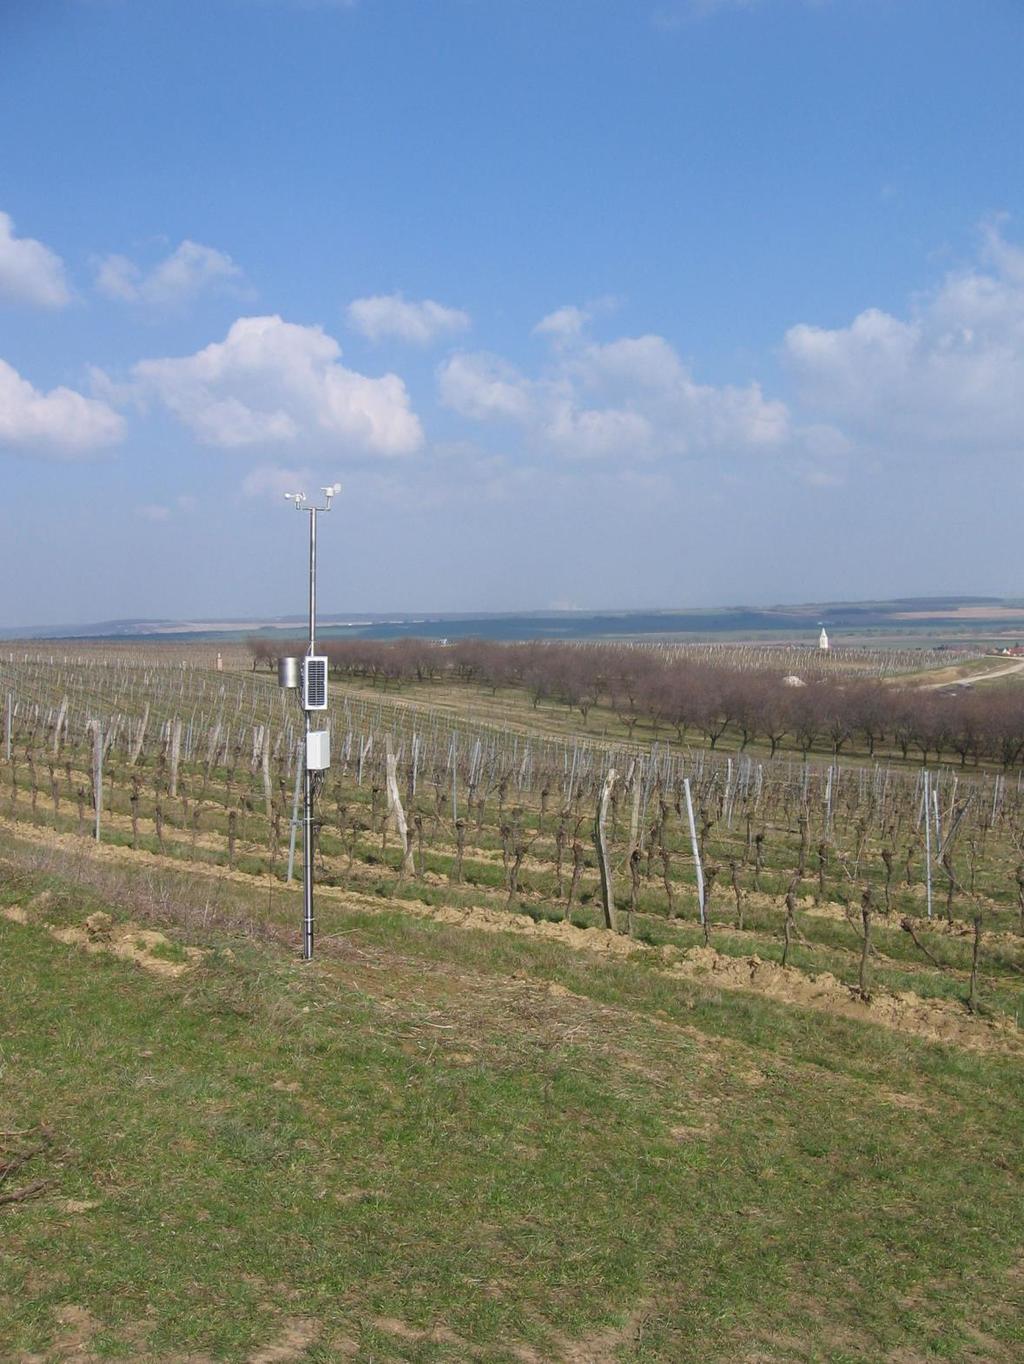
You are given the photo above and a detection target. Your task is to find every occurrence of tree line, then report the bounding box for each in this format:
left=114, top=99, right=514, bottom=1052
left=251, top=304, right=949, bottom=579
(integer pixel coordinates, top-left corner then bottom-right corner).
left=248, top=637, right=1024, bottom=768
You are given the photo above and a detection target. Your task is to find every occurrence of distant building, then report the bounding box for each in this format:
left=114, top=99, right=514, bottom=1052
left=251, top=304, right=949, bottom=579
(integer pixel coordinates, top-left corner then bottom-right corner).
left=818, top=627, right=830, bottom=652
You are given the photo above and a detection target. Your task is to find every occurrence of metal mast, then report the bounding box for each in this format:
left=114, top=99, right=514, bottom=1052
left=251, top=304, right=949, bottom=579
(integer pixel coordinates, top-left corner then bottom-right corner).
left=283, top=483, right=340, bottom=960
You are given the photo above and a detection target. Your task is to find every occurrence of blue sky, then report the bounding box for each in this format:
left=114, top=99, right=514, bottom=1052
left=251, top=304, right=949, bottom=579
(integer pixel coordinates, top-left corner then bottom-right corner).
left=2, top=0, right=1023, bottom=627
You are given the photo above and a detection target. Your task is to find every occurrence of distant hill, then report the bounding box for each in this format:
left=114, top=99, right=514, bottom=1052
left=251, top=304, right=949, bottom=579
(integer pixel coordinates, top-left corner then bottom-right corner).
left=3, top=597, right=1023, bottom=644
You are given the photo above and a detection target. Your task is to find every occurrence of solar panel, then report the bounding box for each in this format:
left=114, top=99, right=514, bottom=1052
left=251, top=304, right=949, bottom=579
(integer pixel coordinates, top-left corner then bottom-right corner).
left=302, top=656, right=328, bottom=710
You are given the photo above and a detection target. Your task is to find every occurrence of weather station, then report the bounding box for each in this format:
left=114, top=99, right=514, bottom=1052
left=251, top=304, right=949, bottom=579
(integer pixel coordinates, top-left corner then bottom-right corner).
left=277, top=483, right=341, bottom=961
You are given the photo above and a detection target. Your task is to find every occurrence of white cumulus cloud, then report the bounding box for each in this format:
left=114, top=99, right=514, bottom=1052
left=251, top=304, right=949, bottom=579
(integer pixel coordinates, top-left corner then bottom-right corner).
left=533, top=305, right=591, bottom=344
left=439, top=328, right=788, bottom=461
left=95, top=239, right=244, bottom=307
left=575, top=335, right=788, bottom=450
left=347, top=293, right=470, bottom=345
left=132, top=314, right=423, bottom=457
left=0, top=358, right=124, bottom=456
left=784, top=221, right=1024, bottom=453
left=543, top=402, right=655, bottom=460
left=0, top=211, right=70, bottom=309
left=438, top=352, right=536, bottom=423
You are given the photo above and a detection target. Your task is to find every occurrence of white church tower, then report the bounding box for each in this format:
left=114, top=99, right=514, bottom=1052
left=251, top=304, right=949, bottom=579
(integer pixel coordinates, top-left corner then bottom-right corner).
left=818, top=626, right=830, bottom=652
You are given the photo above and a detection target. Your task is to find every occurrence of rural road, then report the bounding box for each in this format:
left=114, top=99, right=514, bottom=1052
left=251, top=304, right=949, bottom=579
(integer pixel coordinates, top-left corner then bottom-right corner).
left=924, top=658, right=1024, bottom=689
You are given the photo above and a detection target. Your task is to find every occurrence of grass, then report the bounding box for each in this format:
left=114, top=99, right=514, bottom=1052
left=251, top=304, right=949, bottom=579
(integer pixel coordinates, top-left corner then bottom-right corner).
left=2, top=840, right=1024, bottom=1361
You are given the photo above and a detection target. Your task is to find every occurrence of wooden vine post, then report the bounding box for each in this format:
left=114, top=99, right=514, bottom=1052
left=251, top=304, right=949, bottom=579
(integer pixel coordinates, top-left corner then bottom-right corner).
left=595, top=767, right=617, bottom=933
left=90, top=719, right=103, bottom=844
left=683, top=777, right=706, bottom=927
left=169, top=717, right=182, bottom=798
left=261, top=726, right=273, bottom=824
left=386, top=738, right=415, bottom=877
left=129, top=702, right=149, bottom=767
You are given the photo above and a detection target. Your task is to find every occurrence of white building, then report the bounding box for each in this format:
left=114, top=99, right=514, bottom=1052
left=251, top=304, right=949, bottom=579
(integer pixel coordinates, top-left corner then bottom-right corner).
left=818, top=627, right=830, bottom=652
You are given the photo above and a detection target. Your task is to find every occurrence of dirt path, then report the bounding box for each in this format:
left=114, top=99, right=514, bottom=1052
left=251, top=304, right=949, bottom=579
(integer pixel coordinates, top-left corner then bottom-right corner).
left=922, top=659, right=1024, bottom=689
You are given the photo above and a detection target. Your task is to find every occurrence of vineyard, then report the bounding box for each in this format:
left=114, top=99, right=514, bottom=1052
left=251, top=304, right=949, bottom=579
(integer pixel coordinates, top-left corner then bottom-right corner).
left=249, top=635, right=984, bottom=680
left=3, top=641, right=1024, bottom=1361
left=2, top=642, right=1023, bottom=1046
